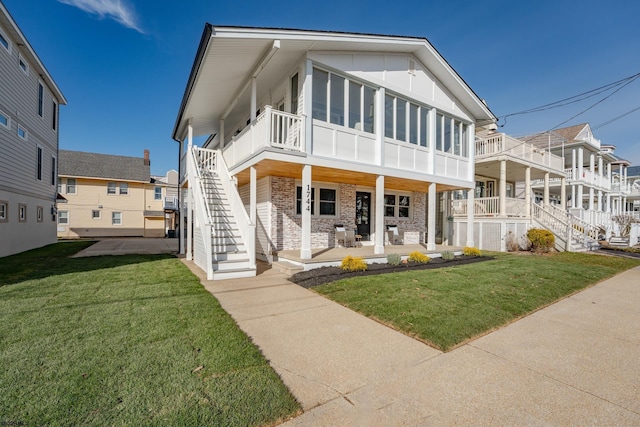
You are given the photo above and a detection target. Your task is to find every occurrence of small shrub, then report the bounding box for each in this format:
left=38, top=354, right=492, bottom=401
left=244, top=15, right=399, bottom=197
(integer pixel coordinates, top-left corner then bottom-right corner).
left=463, top=246, right=481, bottom=256
left=408, top=251, right=430, bottom=264
left=386, top=253, right=402, bottom=266
left=526, top=228, right=555, bottom=254
left=441, top=251, right=455, bottom=260
left=340, top=255, right=367, bottom=272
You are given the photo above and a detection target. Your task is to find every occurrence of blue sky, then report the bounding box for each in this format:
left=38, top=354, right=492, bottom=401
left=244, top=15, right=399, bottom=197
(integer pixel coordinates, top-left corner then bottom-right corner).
left=4, top=0, right=640, bottom=175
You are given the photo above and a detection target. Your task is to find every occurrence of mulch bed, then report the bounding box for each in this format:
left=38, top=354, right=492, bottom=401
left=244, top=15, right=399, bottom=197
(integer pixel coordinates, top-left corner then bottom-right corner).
left=290, top=255, right=492, bottom=288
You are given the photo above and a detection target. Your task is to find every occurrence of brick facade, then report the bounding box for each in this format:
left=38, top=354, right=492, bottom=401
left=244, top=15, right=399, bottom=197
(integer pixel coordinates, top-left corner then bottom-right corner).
left=269, top=176, right=427, bottom=250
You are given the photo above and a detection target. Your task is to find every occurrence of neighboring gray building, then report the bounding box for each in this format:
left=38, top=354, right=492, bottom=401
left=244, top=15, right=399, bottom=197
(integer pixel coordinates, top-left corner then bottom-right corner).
left=0, top=1, right=67, bottom=257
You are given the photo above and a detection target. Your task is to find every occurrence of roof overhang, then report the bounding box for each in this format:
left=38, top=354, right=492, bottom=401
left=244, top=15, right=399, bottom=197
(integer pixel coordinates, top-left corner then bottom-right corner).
left=172, top=25, right=496, bottom=142
left=0, top=3, right=66, bottom=105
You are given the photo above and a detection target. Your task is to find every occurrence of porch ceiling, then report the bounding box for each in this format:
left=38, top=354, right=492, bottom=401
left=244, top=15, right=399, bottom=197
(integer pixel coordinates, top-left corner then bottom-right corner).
left=233, top=159, right=462, bottom=192
left=475, top=159, right=565, bottom=182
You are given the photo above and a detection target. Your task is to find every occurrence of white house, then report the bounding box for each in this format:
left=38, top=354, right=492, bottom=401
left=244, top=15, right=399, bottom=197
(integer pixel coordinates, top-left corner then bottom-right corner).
left=0, top=2, right=67, bottom=257
left=172, top=25, right=496, bottom=280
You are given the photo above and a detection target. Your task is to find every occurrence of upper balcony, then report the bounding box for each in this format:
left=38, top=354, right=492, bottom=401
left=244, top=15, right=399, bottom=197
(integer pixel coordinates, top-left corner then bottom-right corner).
left=164, top=196, right=179, bottom=211
left=565, top=168, right=612, bottom=191
left=221, top=107, right=303, bottom=167
left=476, top=133, right=564, bottom=171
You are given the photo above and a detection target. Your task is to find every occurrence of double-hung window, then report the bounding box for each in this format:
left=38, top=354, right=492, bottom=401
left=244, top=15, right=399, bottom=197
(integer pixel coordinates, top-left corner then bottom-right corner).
left=154, top=186, right=162, bottom=200
left=119, top=183, right=128, bottom=195
left=58, top=210, right=69, bottom=225
left=107, top=182, right=116, bottom=194
left=66, top=178, right=76, bottom=194
left=112, top=212, right=122, bottom=225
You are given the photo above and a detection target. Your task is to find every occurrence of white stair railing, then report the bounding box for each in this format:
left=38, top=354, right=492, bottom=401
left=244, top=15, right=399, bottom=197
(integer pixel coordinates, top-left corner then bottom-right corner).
left=188, top=147, right=214, bottom=279
left=194, top=146, right=256, bottom=272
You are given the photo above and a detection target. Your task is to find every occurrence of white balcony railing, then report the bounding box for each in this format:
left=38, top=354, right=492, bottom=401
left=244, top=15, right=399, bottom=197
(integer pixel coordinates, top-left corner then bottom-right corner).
left=222, top=106, right=303, bottom=168
left=565, top=168, right=612, bottom=190
left=476, top=133, right=564, bottom=171
left=451, top=197, right=528, bottom=217
left=164, top=196, right=179, bottom=210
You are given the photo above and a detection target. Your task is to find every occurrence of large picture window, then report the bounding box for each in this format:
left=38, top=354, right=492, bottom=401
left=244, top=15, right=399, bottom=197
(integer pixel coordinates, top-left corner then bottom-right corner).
left=385, top=94, right=429, bottom=147
left=313, top=67, right=375, bottom=134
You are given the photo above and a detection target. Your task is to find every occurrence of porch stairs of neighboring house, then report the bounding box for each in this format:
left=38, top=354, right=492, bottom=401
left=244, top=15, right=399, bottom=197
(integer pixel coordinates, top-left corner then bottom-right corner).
left=531, top=203, right=600, bottom=252
left=189, top=147, right=256, bottom=280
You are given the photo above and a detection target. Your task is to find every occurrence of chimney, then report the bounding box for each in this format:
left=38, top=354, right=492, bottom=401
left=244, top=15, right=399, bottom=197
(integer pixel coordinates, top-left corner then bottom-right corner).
left=144, top=149, right=150, bottom=166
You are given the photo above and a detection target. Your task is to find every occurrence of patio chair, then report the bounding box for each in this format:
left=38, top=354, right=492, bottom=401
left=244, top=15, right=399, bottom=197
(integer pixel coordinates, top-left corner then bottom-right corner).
left=345, top=229, right=355, bottom=248
left=386, top=225, right=403, bottom=245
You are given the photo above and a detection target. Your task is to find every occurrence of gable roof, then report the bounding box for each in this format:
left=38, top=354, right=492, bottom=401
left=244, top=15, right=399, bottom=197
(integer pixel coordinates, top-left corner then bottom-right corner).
left=552, top=123, right=589, bottom=143
left=522, top=123, right=592, bottom=149
left=172, top=25, right=496, bottom=141
left=59, top=150, right=150, bottom=182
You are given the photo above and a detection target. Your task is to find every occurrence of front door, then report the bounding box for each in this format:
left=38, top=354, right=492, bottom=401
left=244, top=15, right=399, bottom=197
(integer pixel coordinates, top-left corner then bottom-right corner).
left=356, top=192, right=371, bottom=240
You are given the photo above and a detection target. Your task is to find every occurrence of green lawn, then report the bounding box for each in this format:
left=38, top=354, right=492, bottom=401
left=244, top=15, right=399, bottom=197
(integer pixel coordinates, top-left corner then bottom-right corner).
left=315, top=252, right=640, bottom=351
left=0, top=242, right=300, bottom=426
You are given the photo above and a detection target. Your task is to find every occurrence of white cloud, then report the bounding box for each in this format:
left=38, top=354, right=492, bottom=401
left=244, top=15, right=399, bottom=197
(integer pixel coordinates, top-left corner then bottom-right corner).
left=58, top=0, right=144, bottom=33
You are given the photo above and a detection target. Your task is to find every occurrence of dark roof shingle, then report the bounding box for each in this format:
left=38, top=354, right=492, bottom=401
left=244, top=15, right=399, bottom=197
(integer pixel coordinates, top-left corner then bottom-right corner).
left=59, top=150, right=150, bottom=182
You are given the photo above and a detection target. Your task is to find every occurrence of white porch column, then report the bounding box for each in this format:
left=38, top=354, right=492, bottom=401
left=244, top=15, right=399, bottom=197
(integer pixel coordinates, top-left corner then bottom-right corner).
left=300, top=165, right=312, bottom=260
left=578, top=148, right=584, bottom=180
left=623, top=197, right=628, bottom=214
left=577, top=184, right=584, bottom=209
left=589, top=187, right=595, bottom=211
left=525, top=167, right=531, bottom=217
left=598, top=156, right=603, bottom=184
left=597, top=190, right=603, bottom=212
left=560, top=177, right=567, bottom=210
left=375, top=175, right=385, bottom=254
left=571, top=185, right=576, bottom=209
left=441, top=192, right=449, bottom=245
left=249, top=166, right=257, bottom=224
left=571, top=148, right=577, bottom=179
left=543, top=172, right=550, bottom=206
left=499, top=160, right=507, bottom=216
left=466, top=186, right=475, bottom=248
left=606, top=192, right=612, bottom=214
left=589, top=152, right=595, bottom=175
left=250, top=77, right=257, bottom=122
left=618, top=196, right=622, bottom=214
left=427, top=182, right=437, bottom=251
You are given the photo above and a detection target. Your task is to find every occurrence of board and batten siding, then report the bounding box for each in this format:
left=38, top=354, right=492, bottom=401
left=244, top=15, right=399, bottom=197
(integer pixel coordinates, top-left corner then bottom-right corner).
left=239, top=177, right=273, bottom=262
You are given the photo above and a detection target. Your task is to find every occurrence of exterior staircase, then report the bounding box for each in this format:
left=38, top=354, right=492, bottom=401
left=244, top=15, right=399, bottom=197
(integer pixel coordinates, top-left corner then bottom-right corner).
left=189, top=146, right=256, bottom=280
left=531, top=203, right=600, bottom=252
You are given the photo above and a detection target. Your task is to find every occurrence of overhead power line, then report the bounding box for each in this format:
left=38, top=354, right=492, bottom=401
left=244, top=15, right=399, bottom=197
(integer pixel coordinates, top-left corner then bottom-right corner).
left=592, top=105, right=640, bottom=130
left=497, top=71, right=640, bottom=127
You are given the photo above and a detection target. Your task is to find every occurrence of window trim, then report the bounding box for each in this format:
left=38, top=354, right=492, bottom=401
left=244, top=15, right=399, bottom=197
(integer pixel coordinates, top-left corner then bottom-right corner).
left=17, top=124, right=27, bottom=140
left=107, top=182, right=116, bottom=195
left=0, top=109, right=9, bottom=130
left=91, top=210, right=101, bottom=219
left=383, top=192, right=412, bottom=219
left=36, top=146, right=42, bottom=181
left=119, top=182, right=129, bottom=195
left=0, top=26, right=11, bottom=54
left=112, top=211, right=122, bottom=226
left=51, top=157, right=56, bottom=186
left=18, top=203, right=27, bottom=223
left=18, top=54, right=29, bottom=75
left=52, top=100, right=58, bottom=131
left=37, top=82, right=44, bottom=118
left=37, top=206, right=43, bottom=223
left=58, top=210, right=69, bottom=225
left=66, top=178, right=76, bottom=194
left=154, top=186, right=162, bottom=200
left=0, top=201, right=8, bottom=222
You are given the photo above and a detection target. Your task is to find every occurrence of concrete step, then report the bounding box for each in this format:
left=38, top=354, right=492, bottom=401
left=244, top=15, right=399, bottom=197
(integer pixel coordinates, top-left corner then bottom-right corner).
left=214, top=258, right=252, bottom=272
left=212, top=267, right=257, bottom=281
left=272, top=260, right=304, bottom=276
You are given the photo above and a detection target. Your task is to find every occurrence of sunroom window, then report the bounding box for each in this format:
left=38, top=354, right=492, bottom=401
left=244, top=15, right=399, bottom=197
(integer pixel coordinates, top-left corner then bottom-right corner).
left=386, top=94, right=430, bottom=147
left=435, top=113, right=468, bottom=157
left=313, top=67, right=375, bottom=134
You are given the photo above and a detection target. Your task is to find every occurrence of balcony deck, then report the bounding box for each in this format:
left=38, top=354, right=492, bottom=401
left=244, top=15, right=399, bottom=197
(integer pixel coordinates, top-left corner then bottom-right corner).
left=476, top=133, right=564, bottom=171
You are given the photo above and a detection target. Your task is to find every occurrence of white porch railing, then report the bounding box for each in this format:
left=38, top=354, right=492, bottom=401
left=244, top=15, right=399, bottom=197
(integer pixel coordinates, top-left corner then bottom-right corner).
left=163, top=196, right=179, bottom=210
left=476, top=133, right=564, bottom=170
left=565, top=168, right=612, bottom=190
left=451, top=197, right=527, bottom=217
left=222, top=106, right=304, bottom=167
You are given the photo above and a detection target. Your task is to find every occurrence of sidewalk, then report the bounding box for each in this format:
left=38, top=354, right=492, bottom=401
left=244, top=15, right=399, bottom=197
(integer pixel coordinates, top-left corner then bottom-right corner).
left=187, top=261, right=640, bottom=425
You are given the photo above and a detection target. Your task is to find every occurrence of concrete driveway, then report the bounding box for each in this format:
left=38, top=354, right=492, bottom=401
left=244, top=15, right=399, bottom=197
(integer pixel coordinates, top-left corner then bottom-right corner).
left=185, top=261, right=640, bottom=426
left=71, top=238, right=178, bottom=257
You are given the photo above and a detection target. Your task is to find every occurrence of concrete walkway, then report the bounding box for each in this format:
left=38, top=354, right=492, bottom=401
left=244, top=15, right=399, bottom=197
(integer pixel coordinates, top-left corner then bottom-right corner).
left=72, top=238, right=178, bottom=257
left=186, top=261, right=640, bottom=425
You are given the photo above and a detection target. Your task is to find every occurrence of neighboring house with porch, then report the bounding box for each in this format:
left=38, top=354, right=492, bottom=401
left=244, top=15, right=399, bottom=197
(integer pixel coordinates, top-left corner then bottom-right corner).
left=0, top=2, right=67, bottom=257
left=57, top=149, right=170, bottom=238
left=172, top=25, right=496, bottom=280
left=151, top=169, right=179, bottom=236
